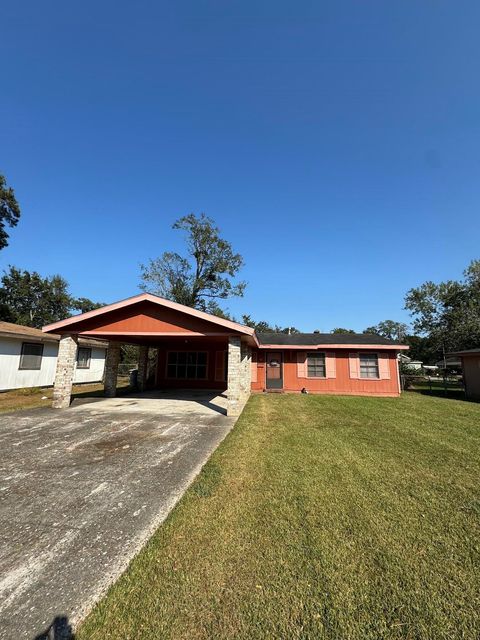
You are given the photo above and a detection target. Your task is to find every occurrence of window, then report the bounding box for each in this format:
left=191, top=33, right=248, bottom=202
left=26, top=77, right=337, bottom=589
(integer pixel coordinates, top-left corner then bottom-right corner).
left=77, top=347, right=92, bottom=369
left=19, top=342, right=44, bottom=370
left=360, top=353, right=379, bottom=378
left=167, top=351, right=208, bottom=379
left=307, top=352, right=326, bottom=378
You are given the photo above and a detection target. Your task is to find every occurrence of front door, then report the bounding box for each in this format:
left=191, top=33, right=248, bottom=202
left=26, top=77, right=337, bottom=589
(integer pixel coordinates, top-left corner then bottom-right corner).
left=266, top=351, right=283, bottom=389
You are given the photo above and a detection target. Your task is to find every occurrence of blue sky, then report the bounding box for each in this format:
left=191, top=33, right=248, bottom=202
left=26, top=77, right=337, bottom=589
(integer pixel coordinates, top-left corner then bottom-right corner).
left=1, top=1, right=479, bottom=331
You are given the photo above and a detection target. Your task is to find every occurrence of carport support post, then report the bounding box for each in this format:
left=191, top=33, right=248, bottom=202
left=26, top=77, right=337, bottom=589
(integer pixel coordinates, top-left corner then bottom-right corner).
left=52, top=334, right=78, bottom=409
left=104, top=341, right=121, bottom=397
left=138, top=345, right=149, bottom=391
left=227, top=336, right=251, bottom=416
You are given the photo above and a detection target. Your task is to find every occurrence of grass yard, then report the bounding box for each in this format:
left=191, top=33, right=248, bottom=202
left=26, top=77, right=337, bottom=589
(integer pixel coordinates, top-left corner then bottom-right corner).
left=78, top=393, right=480, bottom=640
left=0, top=378, right=131, bottom=414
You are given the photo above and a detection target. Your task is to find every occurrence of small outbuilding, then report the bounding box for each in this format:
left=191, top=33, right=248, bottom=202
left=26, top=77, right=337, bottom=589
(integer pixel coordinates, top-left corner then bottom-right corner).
left=449, top=349, right=480, bottom=400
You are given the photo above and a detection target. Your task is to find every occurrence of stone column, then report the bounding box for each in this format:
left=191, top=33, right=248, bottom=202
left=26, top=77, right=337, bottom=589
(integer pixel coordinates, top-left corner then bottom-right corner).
left=52, top=334, right=78, bottom=409
left=104, top=341, right=121, bottom=397
left=227, top=337, right=251, bottom=416
left=137, top=345, right=149, bottom=391
left=240, top=343, right=252, bottom=397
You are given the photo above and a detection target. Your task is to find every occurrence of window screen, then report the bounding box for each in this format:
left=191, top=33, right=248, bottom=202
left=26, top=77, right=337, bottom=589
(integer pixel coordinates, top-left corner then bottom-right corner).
left=167, top=352, right=208, bottom=379
left=307, top=352, right=326, bottom=378
left=77, top=347, right=92, bottom=369
left=359, top=353, right=379, bottom=378
left=19, top=343, right=44, bottom=370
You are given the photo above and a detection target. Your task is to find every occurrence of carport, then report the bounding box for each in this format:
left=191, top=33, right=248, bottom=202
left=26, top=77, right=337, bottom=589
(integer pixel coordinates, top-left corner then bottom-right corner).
left=43, top=293, right=256, bottom=416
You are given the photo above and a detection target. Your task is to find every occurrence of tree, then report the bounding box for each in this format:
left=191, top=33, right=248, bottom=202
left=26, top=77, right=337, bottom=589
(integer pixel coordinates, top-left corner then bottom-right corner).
left=241, top=315, right=301, bottom=333
left=331, top=328, right=356, bottom=334
left=0, top=302, right=15, bottom=322
left=363, top=320, right=409, bottom=341
left=241, top=315, right=275, bottom=332
left=0, top=174, right=21, bottom=250
left=280, top=326, right=301, bottom=334
left=140, top=213, right=246, bottom=313
left=73, top=297, right=104, bottom=314
left=403, top=334, right=440, bottom=364
left=0, top=266, right=101, bottom=328
left=405, top=260, right=480, bottom=352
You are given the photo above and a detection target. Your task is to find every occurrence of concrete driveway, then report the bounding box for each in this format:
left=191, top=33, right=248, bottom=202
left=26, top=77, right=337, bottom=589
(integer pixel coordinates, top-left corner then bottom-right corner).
left=0, top=390, right=236, bottom=639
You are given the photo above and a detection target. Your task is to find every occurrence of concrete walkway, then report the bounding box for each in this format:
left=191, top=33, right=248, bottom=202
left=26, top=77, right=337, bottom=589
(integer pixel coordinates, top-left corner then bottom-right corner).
left=0, top=391, right=235, bottom=639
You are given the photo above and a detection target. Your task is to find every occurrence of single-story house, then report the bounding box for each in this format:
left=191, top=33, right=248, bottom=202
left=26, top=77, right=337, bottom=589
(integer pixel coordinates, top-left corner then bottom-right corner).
left=448, top=349, right=480, bottom=400
left=0, top=321, right=107, bottom=391
left=42, top=293, right=408, bottom=415
left=398, top=353, right=423, bottom=370
left=435, top=356, right=462, bottom=371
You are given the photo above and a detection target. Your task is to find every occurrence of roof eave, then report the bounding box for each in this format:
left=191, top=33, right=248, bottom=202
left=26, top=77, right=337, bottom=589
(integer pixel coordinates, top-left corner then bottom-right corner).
left=258, top=343, right=409, bottom=350
left=0, top=331, right=59, bottom=343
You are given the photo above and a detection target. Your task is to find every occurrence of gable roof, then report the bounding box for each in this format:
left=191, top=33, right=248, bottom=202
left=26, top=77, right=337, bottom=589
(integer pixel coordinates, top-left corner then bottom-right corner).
left=43, top=293, right=255, bottom=337
left=256, top=332, right=408, bottom=350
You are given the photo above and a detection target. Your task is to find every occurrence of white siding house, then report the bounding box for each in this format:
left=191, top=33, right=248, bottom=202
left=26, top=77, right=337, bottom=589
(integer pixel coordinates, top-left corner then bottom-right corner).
left=0, top=322, right=107, bottom=391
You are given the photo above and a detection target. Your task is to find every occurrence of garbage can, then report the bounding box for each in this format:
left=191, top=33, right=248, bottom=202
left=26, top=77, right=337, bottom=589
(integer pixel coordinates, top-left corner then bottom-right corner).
left=129, top=368, right=138, bottom=388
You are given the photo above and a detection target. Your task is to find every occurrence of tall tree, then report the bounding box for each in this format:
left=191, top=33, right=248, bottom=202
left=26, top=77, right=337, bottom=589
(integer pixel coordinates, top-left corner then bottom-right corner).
left=140, top=213, right=246, bottom=313
left=0, top=174, right=21, bottom=250
left=403, top=334, right=439, bottom=364
left=0, top=266, right=100, bottom=328
left=363, top=320, right=409, bottom=341
left=405, top=260, right=480, bottom=352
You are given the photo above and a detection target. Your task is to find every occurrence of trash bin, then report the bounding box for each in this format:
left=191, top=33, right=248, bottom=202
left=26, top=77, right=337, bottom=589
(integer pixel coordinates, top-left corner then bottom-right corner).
left=129, top=368, right=138, bottom=388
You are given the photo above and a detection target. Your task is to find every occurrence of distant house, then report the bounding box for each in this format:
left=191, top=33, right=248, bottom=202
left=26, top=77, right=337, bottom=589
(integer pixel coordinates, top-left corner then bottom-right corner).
left=0, top=321, right=107, bottom=391
left=435, top=356, right=462, bottom=372
left=42, top=293, right=409, bottom=414
left=449, top=349, right=480, bottom=400
left=398, top=353, right=423, bottom=370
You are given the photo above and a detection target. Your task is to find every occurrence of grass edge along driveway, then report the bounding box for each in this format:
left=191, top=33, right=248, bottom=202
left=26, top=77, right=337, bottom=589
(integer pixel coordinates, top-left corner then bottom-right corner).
left=78, top=393, right=480, bottom=640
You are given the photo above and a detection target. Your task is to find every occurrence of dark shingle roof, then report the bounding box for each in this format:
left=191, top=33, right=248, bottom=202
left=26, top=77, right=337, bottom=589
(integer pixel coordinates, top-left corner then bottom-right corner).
left=256, top=332, right=402, bottom=346
left=448, top=348, right=480, bottom=356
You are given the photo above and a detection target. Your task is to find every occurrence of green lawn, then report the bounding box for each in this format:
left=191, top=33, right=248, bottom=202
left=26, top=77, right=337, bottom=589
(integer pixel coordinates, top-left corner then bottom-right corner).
left=0, top=378, right=131, bottom=414
left=78, top=393, right=480, bottom=640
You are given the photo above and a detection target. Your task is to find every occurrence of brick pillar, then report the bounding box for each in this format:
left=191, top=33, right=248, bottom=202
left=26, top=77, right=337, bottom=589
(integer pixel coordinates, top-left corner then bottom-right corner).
left=240, top=344, right=252, bottom=397
left=52, top=334, right=78, bottom=409
left=104, top=341, right=121, bottom=397
left=227, top=337, right=251, bottom=416
left=138, top=345, right=149, bottom=391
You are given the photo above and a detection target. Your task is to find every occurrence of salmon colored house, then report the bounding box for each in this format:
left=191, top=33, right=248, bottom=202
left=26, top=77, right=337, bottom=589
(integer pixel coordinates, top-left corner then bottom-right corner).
left=43, top=293, right=409, bottom=415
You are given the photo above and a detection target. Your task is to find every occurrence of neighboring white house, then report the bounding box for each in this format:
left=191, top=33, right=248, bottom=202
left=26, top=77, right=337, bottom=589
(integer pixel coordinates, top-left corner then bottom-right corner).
left=398, top=353, right=423, bottom=370
left=0, top=321, right=107, bottom=391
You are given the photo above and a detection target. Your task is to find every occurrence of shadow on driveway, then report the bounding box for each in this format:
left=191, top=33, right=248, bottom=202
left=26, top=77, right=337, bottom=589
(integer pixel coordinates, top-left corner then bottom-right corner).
left=34, top=616, right=74, bottom=639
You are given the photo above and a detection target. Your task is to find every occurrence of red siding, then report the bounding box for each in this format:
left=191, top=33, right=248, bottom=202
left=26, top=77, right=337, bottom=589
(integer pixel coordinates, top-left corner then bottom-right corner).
left=251, top=349, right=400, bottom=396
left=64, top=301, right=233, bottom=335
